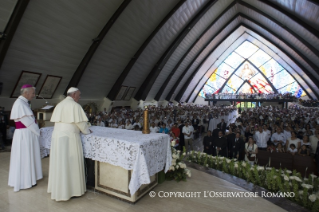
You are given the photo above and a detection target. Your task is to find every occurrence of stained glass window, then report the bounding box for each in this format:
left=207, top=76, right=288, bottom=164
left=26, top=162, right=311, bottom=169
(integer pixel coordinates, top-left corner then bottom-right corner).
left=248, top=49, right=271, bottom=68
left=198, top=40, right=307, bottom=98
left=237, top=82, right=255, bottom=94
left=234, top=41, right=258, bottom=58
left=234, top=62, right=259, bottom=81
left=224, top=75, right=243, bottom=93
left=223, top=52, right=245, bottom=69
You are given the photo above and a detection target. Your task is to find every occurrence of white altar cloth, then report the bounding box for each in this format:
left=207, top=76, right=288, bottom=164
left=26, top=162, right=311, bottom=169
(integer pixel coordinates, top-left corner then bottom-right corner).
left=39, top=126, right=171, bottom=195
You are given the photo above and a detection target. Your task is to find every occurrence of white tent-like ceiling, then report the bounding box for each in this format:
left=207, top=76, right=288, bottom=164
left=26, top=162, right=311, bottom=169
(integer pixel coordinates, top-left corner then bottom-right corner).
left=0, top=0, right=318, bottom=105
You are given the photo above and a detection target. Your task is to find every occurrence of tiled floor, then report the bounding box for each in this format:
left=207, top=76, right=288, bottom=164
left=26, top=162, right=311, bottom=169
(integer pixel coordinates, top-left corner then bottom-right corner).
left=0, top=135, right=287, bottom=212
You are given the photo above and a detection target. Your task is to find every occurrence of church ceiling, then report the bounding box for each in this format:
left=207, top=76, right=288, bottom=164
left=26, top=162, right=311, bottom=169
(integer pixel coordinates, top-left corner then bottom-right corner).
left=0, top=0, right=318, bottom=102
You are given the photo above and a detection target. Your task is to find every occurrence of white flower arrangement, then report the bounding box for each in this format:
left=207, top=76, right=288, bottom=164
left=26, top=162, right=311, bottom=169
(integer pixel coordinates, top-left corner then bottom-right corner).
left=234, top=163, right=238, bottom=168
left=309, top=194, right=317, bottom=202
left=241, top=162, right=246, bottom=167
left=171, top=140, right=176, bottom=147
left=284, top=175, right=289, bottom=181
left=257, top=166, right=264, bottom=171
left=226, top=159, right=231, bottom=164
left=310, top=174, right=318, bottom=179
left=301, top=183, right=314, bottom=189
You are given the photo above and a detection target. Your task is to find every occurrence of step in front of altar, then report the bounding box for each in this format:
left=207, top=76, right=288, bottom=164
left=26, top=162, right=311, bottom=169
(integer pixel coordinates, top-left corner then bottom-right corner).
left=95, top=161, right=158, bottom=203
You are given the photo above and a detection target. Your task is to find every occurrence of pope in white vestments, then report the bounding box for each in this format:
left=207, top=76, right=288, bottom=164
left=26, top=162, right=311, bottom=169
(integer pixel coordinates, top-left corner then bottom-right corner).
left=47, top=87, right=91, bottom=201
left=8, top=84, right=43, bottom=191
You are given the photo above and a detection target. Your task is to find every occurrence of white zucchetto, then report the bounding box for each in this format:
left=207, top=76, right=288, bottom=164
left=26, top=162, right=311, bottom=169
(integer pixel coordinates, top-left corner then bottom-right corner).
left=67, top=87, right=79, bottom=93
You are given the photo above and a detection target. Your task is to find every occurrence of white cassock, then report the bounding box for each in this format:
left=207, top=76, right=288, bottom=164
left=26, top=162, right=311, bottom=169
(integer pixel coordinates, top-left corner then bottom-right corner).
left=8, top=96, right=42, bottom=191
left=47, top=96, right=90, bottom=201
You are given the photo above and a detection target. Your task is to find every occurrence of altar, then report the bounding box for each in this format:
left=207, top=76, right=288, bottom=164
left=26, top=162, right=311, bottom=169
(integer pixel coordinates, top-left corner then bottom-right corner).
left=39, top=126, right=171, bottom=203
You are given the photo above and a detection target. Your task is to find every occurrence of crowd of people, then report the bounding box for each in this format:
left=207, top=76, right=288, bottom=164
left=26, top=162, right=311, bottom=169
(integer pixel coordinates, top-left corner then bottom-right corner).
left=202, top=105, right=319, bottom=170
left=205, top=92, right=296, bottom=100
left=298, top=99, right=319, bottom=107
left=86, top=105, right=237, bottom=152
left=85, top=104, right=319, bottom=169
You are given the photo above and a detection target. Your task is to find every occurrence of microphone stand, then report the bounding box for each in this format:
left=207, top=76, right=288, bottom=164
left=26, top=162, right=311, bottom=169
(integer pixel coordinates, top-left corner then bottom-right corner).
left=36, top=95, right=49, bottom=105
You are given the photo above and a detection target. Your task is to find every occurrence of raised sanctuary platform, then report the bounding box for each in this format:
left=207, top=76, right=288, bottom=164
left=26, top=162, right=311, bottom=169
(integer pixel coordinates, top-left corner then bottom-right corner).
left=39, top=126, right=171, bottom=203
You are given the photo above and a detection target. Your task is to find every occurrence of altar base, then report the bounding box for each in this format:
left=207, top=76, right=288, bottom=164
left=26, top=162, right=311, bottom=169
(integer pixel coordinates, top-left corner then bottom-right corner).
left=95, top=161, right=158, bottom=203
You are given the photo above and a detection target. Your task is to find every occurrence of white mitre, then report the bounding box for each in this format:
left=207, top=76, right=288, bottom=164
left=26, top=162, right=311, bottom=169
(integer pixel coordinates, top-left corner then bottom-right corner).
left=67, top=87, right=79, bottom=93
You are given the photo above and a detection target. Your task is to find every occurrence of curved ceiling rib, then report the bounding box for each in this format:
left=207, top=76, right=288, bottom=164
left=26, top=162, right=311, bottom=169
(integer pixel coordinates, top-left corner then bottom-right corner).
left=184, top=27, right=318, bottom=102
left=173, top=22, right=244, bottom=102
left=106, top=0, right=186, bottom=101
left=165, top=12, right=241, bottom=101
left=176, top=13, right=319, bottom=102
left=133, top=0, right=218, bottom=101
left=64, top=0, right=131, bottom=94
left=238, top=1, right=319, bottom=69
left=154, top=0, right=237, bottom=101
left=0, top=0, right=29, bottom=70
left=257, top=0, right=319, bottom=39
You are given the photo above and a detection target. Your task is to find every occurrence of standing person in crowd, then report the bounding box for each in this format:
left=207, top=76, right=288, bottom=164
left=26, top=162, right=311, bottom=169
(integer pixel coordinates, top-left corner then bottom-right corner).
left=228, top=132, right=245, bottom=160
left=159, top=123, right=169, bottom=134
left=287, top=144, right=298, bottom=155
left=178, top=120, right=185, bottom=150
left=217, top=119, right=227, bottom=134
left=310, top=130, right=319, bottom=155
left=301, top=135, right=312, bottom=153
left=254, top=126, right=270, bottom=150
left=182, top=122, right=194, bottom=152
left=149, top=122, right=158, bottom=133
left=125, top=120, right=133, bottom=130
left=203, top=130, right=213, bottom=155
left=245, top=136, right=258, bottom=165
left=286, top=131, right=301, bottom=151
left=271, top=127, right=286, bottom=146
left=192, top=115, right=200, bottom=139
left=214, top=131, right=227, bottom=157
left=299, top=145, right=310, bottom=156
left=8, top=85, right=42, bottom=192
left=170, top=123, right=180, bottom=138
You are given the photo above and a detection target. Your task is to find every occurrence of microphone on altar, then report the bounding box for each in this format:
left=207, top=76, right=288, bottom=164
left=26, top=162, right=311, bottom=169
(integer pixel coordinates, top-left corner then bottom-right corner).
left=36, top=95, right=49, bottom=105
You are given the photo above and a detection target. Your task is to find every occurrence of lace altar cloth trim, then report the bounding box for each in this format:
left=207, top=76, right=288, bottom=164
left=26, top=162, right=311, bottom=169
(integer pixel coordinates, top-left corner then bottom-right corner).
left=39, top=126, right=171, bottom=195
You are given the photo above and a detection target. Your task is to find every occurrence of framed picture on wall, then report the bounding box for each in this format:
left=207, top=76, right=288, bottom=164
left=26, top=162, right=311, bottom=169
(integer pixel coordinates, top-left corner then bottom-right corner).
left=123, top=87, right=135, bottom=101
left=10, top=71, right=42, bottom=98
left=115, top=86, right=128, bottom=100
left=37, top=75, right=62, bottom=99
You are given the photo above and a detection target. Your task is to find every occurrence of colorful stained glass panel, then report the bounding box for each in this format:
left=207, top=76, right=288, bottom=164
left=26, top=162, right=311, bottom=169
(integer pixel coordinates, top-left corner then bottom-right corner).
left=237, top=82, right=255, bottom=94
left=271, top=70, right=295, bottom=89
left=234, top=62, right=259, bottom=81
left=248, top=49, right=271, bottom=68
left=234, top=41, right=259, bottom=58
left=223, top=52, right=245, bottom=69
left=260, top=59, right=284, bottom=78
left=199, top=84, right=216, bottom=98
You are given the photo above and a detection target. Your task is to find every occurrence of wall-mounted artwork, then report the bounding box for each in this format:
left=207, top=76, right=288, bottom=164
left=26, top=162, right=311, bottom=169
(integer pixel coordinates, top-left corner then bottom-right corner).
left=115, top=86, right=128, bottom=100
left=123, top=87, right=135, bottom=101
left=10, top=71, right=42, bottom=98
left=37, top=75, right=62, bottom=99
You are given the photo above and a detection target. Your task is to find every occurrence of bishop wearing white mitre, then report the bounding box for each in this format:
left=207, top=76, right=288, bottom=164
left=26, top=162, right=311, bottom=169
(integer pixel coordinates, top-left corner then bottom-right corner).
left=48, top=87, right=91, bottom=201
left=8, top=84, right=43, bottom=191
